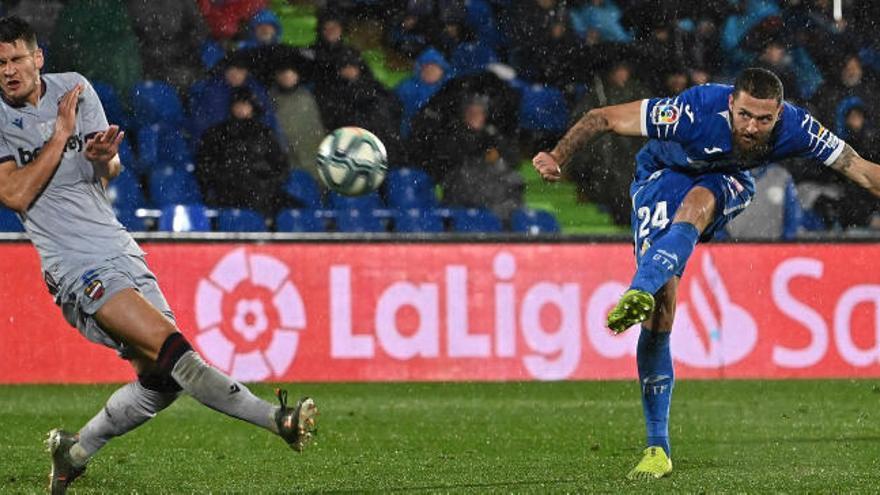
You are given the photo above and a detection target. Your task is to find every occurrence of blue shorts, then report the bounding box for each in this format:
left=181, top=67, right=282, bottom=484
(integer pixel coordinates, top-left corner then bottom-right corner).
left=629, top=167, right=755, bottom=276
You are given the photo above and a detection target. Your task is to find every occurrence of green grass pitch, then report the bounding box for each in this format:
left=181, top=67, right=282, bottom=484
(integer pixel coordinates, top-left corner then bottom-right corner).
left=3, top=380, right=880, bottom=493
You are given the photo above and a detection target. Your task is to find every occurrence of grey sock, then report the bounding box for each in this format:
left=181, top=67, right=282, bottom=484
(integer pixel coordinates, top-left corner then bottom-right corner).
left=171, top=350, right=277, bottom=432
left=75, top=382, right=179, bottom=463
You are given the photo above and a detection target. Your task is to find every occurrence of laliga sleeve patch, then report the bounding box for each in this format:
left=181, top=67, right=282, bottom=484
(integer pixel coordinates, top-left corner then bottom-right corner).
left=651, top=103, right=680, bottom=125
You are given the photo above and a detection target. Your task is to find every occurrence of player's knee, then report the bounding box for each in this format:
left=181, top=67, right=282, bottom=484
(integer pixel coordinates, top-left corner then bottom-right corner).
left=138, top=370, right=182, bottom=393
left=155, top=332, right=194, bottom=376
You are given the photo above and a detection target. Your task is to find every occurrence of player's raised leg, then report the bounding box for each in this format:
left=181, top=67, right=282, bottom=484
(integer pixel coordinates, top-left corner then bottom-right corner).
left=628, top=279, right=678, bottom=480
left=607, top=186, right=717, bottom=333
left=93, top=289, right=318, bottom=450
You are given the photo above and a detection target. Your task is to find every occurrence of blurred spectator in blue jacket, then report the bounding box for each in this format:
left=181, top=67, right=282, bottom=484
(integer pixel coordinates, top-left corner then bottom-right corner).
left=396, top=48, right=450, bottom=138
left=189, top=52, right=281, bottom=143
left=812, top=53, right=880, bottom=128
left=386, top=0, right=468, bottom=58
left=569, top=0, right=633, bottom=44
left=237, top=8, right=315, bottom=90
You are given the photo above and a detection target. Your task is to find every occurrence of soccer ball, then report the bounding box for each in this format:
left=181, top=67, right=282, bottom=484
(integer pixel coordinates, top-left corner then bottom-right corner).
left=316, top=127, right=388, bottom=196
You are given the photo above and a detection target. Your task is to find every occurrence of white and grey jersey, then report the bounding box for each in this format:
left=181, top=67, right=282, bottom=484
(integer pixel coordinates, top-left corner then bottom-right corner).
left=0, top=72, right=143, bottom=277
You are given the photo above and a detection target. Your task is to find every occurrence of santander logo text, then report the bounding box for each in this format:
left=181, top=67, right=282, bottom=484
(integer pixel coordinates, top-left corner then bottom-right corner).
left=772, top=257, right=880, bottom=368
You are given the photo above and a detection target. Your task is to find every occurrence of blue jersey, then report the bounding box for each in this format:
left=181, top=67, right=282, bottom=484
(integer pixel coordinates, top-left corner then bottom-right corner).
left=635, top=84, right=846, bottom=176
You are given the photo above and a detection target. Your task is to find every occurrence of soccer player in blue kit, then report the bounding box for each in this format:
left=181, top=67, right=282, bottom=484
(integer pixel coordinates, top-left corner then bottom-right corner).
left=533, top=68, right=880, bottom=479
left=0, top=17, right=317, bottom=494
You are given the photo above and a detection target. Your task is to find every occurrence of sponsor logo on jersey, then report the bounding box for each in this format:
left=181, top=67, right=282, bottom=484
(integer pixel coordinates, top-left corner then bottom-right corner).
left=16, top=133, right=83, bottom=165
left=652, top=103, right=680, bottom=125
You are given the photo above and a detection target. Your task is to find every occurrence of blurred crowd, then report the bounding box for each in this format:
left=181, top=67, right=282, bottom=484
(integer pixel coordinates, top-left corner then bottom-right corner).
left=5, top=0, right=880, bottom=236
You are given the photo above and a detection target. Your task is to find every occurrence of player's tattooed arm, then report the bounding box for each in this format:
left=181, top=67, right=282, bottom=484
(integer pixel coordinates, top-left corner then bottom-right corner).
left=831, top=143, right=880, bottom=198
left=550, top=110, right=611, bottom=166
left=550, top=99, right=645, bottom=166
left=533, top=99, right=643, bottom=182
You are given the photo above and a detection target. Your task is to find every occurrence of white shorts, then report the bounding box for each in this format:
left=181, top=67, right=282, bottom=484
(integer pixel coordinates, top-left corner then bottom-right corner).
left=45, top=254, right=176, bottom=359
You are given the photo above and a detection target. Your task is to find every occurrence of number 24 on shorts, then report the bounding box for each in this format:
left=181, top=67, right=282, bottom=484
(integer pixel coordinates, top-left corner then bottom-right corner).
left=637, top=201, right=670, bottom=238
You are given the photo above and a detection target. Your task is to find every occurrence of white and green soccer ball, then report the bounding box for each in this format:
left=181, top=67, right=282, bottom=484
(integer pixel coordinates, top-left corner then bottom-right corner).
left=316, top=127, right=388, bottom=196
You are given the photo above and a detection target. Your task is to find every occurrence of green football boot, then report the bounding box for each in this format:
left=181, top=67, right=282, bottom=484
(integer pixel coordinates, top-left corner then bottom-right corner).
left=606, top=289, right=655, bottom=334
left=627, top=446, right=673, bottom=480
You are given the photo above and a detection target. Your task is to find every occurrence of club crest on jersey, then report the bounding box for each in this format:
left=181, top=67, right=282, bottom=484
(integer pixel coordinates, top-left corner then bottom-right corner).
left=11, top=117, right=23, bottom=129
left=652, top=104, right=680, bottom=125
left=84, top=279, right=105, bottom=300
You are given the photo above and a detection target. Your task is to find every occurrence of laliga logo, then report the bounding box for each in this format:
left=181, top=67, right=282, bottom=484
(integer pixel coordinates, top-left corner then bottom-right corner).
left=671, top=252, right=758, bottom=368
left=194, top=248, right=306, bottom=381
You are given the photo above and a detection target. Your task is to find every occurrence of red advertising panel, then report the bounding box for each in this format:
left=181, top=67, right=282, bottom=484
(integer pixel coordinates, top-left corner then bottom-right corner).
left=1, top=242, right=879, bottom=383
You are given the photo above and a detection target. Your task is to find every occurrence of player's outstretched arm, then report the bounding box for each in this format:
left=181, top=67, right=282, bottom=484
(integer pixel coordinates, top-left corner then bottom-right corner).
left=831, top=144, right=880, bottom=198
left=533, top=99, right=644, bottom=181
left=0, top=84, right=83, bottom=213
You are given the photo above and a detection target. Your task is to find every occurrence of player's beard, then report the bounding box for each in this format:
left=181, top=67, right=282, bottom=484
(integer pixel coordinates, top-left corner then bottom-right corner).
left=731, top=127, right=773, bottom=161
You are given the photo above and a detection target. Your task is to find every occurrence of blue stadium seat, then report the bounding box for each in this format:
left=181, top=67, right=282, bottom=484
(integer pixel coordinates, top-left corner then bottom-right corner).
left=149, top=165, right=202, bottom=206
left=217, top=208, right=267, bottom=232
left=137, top=124, right=193, bottom=170
left=510, top=208, right=561, bottom=234
left=394, top=208, right=444, bottom=233
left=131, top=81, right=186, bottom=130
left=450, top=208, right=502, bottom=233
left=116, top=138, right=144, bottom=175
left=106, top=169, right=146, bottom=210
left=518, top=84, right=569, bottom=133
left=0, top=207, right=23, bottom=232
left=335, top=209, right=385, bottom=233
left=157, top=204, right=210, bottom=232
left=113, top=207, right=149, bottom=232
left=275, top=209, right=325, bottom=232
left=385, top=167, right=436, bottom=209
left=328, top=191, right=383, bottom=210
left=284, top=170, right=322, bottom=208
left=91, top=81, right=131, bottom=132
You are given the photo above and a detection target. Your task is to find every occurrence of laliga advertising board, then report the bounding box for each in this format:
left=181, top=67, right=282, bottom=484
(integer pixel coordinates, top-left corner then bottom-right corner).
left=1, top=242, right=879, bottom=383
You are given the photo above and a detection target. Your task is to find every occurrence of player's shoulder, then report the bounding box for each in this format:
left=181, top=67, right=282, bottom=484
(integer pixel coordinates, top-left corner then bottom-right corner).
left=42, top=72, right=91, bottom=92
left=680, top=83, right=733, bottom=110
left=778, top=100, right=818, bottom=137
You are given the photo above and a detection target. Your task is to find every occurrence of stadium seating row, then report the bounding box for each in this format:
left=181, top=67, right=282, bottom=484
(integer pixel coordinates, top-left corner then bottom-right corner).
left=109, top=205, right=560, bottom=234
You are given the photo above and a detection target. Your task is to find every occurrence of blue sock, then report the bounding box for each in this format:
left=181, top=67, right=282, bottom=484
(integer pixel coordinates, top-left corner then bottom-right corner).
left=631, top=222, right=699, bottom=294
left=637, top=326, right=674, bottom=457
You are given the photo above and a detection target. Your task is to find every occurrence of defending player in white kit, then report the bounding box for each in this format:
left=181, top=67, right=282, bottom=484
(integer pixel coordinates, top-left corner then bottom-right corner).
left=0, top=16, right=318, bottom=494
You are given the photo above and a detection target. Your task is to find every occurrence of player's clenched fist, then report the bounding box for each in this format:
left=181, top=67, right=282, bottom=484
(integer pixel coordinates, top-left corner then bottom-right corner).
left=532, top=151, right=562, bottom=182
